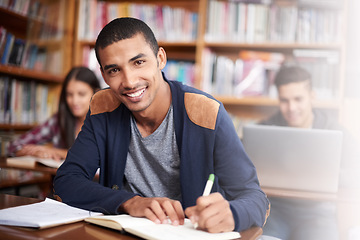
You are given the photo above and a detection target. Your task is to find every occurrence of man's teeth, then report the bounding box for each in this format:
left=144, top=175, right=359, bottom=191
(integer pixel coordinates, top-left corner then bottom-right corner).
left=127, top=88, right=145, bottom=97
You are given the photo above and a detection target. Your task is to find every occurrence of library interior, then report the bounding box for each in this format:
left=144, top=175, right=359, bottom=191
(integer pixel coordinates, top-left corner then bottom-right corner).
left=0, top=0, right=360, bottom=240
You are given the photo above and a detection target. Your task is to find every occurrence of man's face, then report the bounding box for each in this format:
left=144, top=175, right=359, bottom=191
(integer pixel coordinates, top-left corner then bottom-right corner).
left=98, top=34, right=166, bottom=113
left=278, top=81, right=314, bottom=128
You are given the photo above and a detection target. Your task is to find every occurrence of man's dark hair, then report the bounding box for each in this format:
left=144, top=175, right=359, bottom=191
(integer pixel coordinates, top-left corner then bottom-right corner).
left=274, top=66, right=312, bottom=89
left=95, top=17, right=159, bottom=69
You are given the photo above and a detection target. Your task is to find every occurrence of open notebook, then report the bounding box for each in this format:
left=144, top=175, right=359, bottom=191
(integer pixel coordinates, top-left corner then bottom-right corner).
left=85, top=215, right=241, bottom=240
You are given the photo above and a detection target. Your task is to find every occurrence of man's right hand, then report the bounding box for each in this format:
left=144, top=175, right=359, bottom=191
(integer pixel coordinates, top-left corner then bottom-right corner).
left=119, top=196, right=185, bottom=226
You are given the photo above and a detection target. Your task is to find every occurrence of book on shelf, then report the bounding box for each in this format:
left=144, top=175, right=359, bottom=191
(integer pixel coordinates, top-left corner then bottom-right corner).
left=0, top=198, right=102, bottom=229
left=0, top=31, right=15, bottom=64
left=162, top=60, right=195, bottom=87
left=8, top=38, right=26, bottom=66
left=82, top=46, right=108, bottom=89
left=77, top=0, right=198, bottom=42
left=298, top=0, right=342, bottom=8
left=0, top=0, right=32, bottom=16
left=85, top=214, right=241, bottom=240
left=0, top=76, right=51, bottom=125
left=0, top=25, right=63, bottom=74
left=201, top=48, right=283, bottom=98
left=293, top=49, right=340, bottom=100
left=6, top=155, right=64, bottom=169
left=205, top=0, right=342, bottom=44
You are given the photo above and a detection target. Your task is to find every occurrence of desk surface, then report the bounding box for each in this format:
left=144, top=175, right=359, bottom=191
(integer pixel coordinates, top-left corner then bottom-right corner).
left=0, top=194, right=263, bottom=240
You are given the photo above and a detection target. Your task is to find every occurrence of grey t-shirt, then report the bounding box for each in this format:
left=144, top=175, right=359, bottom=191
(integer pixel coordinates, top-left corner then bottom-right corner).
left=124, top=105, right=182, bottom=201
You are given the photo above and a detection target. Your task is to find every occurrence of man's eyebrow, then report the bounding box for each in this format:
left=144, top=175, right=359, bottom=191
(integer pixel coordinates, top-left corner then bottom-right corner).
left=103, top=53, right=146, bottom=71
left=129, top=53, right=146, bottom=62
left=103, top=64, right=118, bottom=71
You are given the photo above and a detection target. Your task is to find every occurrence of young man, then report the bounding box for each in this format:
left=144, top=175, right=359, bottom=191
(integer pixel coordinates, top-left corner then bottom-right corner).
left=54, top=17, right=269, bottom=233
left=261, top=66, right=339, bottom=129
left=260, top=66, right=360, bottom=240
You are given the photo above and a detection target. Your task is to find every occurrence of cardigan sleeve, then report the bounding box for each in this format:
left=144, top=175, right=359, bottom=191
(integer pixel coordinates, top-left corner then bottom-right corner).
left=213, top=105, right=270, bottom=231
left=53, top=110, right=137, bottom=214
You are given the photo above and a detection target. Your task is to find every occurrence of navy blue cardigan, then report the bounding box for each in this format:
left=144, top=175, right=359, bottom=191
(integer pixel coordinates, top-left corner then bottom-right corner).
left=54, top=78, right=269, bottom=231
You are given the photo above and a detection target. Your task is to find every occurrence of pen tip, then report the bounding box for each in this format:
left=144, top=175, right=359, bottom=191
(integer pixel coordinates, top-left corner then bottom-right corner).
left=209, top=174, right=215, bottom=181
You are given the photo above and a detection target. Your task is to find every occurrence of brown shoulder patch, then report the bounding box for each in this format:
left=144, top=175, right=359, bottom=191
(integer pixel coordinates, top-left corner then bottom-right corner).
left=184, top=92, right=220, bottom=130
left=90, top=89, right=121, bottom=115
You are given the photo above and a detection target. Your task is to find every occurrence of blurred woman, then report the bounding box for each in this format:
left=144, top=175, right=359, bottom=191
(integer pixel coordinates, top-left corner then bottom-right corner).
left=7, top=66, right=100, bottom=160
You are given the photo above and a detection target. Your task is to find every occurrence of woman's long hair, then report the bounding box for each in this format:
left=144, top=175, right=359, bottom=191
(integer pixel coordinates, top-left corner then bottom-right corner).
left=57, top=67, right=100, bottom=148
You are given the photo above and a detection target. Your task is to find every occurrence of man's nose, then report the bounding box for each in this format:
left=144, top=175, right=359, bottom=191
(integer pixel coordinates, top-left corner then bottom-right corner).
left=121, top=69, right=137, bottom=89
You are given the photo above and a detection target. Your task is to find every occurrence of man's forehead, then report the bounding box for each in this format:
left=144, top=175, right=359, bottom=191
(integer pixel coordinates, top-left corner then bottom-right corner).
left=278, top=81, right=310, bottom=90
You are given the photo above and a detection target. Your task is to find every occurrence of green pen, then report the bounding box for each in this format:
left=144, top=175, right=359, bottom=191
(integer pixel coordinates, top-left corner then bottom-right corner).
left=202, top=174, right=215, bottom=196
left=194, top=174, right=215, bottom=229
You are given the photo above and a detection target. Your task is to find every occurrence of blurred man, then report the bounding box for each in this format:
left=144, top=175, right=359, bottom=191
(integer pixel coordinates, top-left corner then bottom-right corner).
left=260, top=66, right=359, bottom=240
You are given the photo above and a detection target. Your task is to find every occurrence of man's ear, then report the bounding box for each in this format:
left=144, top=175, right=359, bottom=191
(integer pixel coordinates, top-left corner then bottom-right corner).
left=157, top=47, right=167, bottom=70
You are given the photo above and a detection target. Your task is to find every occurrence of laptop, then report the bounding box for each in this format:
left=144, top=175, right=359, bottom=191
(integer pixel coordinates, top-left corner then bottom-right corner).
left=242, top=124, right=343, bottom=193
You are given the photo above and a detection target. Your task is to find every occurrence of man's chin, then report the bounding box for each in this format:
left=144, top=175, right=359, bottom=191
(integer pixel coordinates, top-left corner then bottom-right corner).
left=287, top=119, right=302, bottom=128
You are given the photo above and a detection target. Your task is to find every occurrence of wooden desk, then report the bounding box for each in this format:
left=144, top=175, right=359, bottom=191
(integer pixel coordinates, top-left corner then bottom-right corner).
left=0, top=194, right=263, bottom=240
left=0, top=157, right=56, bottom=197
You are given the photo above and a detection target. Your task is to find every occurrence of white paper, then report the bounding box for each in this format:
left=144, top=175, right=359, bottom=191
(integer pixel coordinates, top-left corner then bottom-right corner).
left=0, top=198, right=102, bottom=228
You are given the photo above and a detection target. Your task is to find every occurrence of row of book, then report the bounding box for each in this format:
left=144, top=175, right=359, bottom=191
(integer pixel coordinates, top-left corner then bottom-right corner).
left=201, top=48, right=340, bottom=100
left=78, top=0, right=198, bottom=42
left=0, top=0, right=42, bottom=17
left=29, top=0, right=65, bottom=41
left=0, top=27, right=63, bottom=74
left=206, top=0, right=343, bottom=43
left=162, top=60, right=195, bottom=87
left=293, top=49, right=340, bottom=100
left=1, top=0, right=65, bottom=41
left=201, top=48, right=283, bottom=97
left=0, top=76, right=56, bottom=125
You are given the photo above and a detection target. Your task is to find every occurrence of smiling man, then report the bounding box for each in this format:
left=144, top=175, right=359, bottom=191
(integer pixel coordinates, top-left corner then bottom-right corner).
left=261, top=66, right=317, bottom=128
left=53, top=17, right=269, bottom=233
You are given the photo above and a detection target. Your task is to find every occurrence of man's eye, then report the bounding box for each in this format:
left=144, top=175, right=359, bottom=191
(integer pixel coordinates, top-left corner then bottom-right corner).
left=135, top=60, right=144, bottom=66
left=108, top=68, right=119, bottom=74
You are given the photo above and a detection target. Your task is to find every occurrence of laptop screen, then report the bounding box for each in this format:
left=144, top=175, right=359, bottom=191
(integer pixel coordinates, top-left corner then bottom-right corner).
left=242, top=124, right=343, bottom=193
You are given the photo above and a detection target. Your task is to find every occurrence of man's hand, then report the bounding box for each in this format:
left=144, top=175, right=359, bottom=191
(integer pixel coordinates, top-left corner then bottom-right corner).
left=185, top=192, right=235, bottom=233
left=120, top=196, right=185, bottom=226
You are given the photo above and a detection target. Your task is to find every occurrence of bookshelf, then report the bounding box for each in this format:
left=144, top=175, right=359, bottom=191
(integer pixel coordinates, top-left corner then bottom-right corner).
left=73, top=0, right=346, bottom=134
left=0, top=1, right=76, bottom=197
left=0, top=0, right=75, bottom=150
